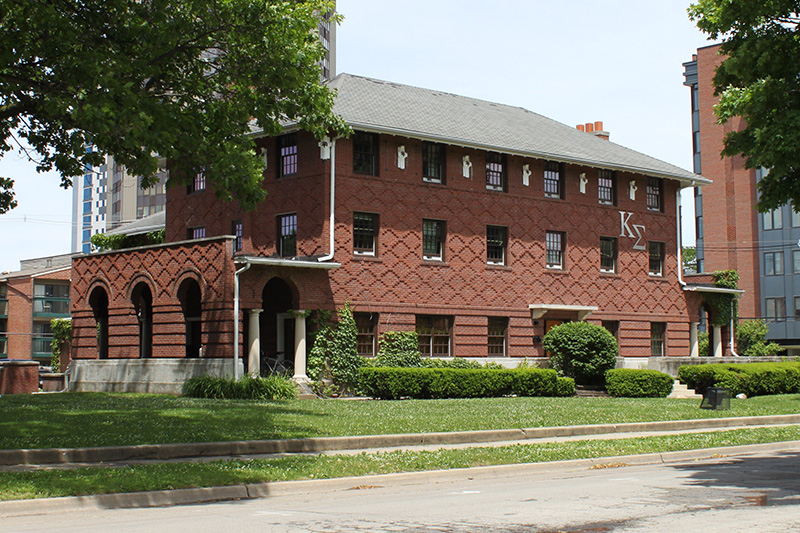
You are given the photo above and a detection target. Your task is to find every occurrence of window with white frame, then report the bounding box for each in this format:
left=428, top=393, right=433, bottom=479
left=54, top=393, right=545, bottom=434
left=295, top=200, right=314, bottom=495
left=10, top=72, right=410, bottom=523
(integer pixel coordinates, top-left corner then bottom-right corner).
left=650, top=322, right=666, bottom=356
left=544, top=161, right=563, bottom=199
left=485, top=152, right=506, bottom=191
left=598, top=170, right=616, bottom=205
left=353, top=131, right=379, bottom=176
left=546, top=231, right=564, bottom=269
left=278, top=133, right=298, bottom=177
left=354, top=312, right=378, bottom=356
left=353, top=212, right=378, bottom=256
left=422, top=219, right=445, bottom=261
left=487, top=225, right=507, bottom=265
left=278, top=213, right=297, bottom=257
left=649, top=241, right=665, bottom=276
left=422, top=142, right=445, bottom=183
left=232, top=220, right=243, bottom=252
left=600, top=237, right=617, bottom=273
left=646, top=177, right=663, bottom=211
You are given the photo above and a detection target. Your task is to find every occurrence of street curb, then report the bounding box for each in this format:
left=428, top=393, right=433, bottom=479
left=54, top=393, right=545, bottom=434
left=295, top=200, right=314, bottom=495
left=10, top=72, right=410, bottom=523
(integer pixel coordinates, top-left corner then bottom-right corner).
left=1, top=414, right=799, bottom=466
left=2, top=440, right=799, bottom=517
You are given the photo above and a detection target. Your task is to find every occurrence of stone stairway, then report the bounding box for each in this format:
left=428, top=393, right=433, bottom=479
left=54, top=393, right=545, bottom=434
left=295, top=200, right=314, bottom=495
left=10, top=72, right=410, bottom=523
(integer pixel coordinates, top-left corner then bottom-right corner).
left=668, top=380, right=702, bottom=399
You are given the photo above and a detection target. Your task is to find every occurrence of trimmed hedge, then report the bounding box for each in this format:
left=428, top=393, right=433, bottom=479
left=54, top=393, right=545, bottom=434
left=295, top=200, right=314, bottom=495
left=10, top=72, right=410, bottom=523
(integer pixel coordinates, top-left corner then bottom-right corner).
left=182, top=375, right=297, bottom=400
left=605, top=369, right=673, bottom=398
left=678, top=362, right=800, bottom=397
left=556, top=377, right=576, bottom=397
left=359, top=367, right=560, bottom=399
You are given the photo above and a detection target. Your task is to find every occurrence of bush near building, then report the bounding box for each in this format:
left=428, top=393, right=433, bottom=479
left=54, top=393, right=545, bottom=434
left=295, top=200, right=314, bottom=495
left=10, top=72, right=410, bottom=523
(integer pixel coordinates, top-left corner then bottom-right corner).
left=359, top=367, right=560, bottom=400
left=605, top=369, right=674, bottom=398
left=736, top=320, right=782, bottom=357
left=182, top=375, right=297, bottom=400
left=542, top=322, right=618, bottom=386
left=679, top=362, right=800, bottom=397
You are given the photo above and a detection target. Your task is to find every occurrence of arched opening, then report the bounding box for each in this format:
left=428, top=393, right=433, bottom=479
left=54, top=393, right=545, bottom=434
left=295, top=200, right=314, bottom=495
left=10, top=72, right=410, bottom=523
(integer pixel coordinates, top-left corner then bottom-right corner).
left=178, top=278, right=202, bottom=358
left=131, top=283, right=153, bottom=359
left=89, top=286, right=109, bottom=359
left=260, top=277, right=295, bottom=373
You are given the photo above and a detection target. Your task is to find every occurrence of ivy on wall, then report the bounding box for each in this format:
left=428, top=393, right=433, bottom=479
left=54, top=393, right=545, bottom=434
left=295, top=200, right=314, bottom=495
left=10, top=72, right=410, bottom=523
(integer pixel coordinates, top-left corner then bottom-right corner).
left=703, top=270, right=739, bottom=327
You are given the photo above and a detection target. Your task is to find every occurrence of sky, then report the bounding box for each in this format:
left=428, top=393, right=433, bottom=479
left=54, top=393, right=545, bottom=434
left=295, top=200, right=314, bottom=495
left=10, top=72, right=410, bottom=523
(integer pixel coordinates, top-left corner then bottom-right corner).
left=0, top=0, right=713, bottom=273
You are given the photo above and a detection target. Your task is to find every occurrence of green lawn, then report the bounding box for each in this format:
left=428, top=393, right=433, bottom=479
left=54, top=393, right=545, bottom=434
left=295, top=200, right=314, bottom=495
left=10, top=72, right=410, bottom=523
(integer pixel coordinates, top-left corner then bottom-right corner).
left=1, top=392, right=799, bottom=450
left=1, top=426, right=798, bottom=501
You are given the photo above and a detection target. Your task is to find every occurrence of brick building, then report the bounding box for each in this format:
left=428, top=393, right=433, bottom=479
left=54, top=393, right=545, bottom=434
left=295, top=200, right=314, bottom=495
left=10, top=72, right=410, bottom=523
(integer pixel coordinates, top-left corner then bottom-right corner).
left=69, top=74, right=718, bottom=391
left=0, top=254, right=73, bottom=363
left=684, top=45, right=800, bottom=354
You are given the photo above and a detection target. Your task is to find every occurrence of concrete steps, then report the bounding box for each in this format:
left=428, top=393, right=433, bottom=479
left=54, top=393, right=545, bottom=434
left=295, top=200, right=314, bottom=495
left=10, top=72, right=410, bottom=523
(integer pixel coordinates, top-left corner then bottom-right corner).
left=668, top=380, right=702, bottom=399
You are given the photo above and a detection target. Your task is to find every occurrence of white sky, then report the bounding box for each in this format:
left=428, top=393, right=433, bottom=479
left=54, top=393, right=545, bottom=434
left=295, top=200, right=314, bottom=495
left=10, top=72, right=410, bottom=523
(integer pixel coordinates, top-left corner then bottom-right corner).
left=0, top=0, right=713, bottom=273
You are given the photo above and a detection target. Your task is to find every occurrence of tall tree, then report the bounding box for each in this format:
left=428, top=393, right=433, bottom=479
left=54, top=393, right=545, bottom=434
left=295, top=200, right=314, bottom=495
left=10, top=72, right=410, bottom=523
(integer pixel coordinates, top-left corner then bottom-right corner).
left=0, top=0, right=348, bottom=213
left=689, top=1, right=800, bottom=211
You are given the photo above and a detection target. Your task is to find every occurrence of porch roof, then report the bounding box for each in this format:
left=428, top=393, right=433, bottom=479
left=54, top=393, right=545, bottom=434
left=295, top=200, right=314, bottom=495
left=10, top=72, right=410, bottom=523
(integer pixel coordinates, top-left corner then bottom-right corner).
left=528, top=304, right=599, bottom=321
left=234, top=256, right=340, bottom=270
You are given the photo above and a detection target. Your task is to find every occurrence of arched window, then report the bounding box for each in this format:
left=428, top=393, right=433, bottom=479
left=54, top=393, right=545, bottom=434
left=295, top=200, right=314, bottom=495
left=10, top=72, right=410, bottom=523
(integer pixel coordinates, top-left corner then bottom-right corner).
left=89, top=286, right=109, bottom=359
left=178, top=279, right=202, bottom=358
left=131, top=283, right=153, bottom=358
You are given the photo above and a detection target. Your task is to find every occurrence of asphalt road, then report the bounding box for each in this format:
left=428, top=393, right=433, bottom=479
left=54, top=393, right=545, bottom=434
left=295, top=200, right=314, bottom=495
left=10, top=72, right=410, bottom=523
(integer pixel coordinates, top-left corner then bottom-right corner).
left=5, top=449, right=800, bottom=532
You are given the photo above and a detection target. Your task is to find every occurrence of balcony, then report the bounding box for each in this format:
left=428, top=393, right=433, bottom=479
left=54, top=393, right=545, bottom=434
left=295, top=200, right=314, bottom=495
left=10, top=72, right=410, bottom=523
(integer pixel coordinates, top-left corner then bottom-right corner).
left=32, top=336, right=54, bottom=359
left=32, top=298, right=70, bottom=318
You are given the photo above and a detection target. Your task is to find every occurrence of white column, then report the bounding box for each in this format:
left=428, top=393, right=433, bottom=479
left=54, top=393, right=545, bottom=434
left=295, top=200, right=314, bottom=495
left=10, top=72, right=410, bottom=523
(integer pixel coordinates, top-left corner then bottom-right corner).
left=247, top=309, right=262, bottom=377
left=712, top=325, right=723, bottom=358
left=689, top=322, right=699, bottom=358
left=293, top=311, right=309, bottom=383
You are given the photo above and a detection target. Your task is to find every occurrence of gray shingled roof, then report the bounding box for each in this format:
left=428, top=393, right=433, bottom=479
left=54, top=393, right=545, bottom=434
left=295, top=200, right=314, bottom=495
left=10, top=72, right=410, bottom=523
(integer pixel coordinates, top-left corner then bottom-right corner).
left=323, top=73, right=707, bottom=185
left=104, top=210, right=165, bottom=236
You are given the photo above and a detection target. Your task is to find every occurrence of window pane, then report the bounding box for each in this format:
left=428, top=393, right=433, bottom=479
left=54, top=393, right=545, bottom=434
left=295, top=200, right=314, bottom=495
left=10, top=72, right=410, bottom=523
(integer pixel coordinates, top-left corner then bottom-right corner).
left=422, top=142, right=444, bottom=183
left=354, top=313, right=377, bottom=356
left=486, top=153, right=505, bottom=191
left=600, top=237, right=616, bottom=272
left=546, top=231, right=563, bottom=268
left=353, top=213, right=377, bottom=255
left=488, top=317, right=507, bottom=356
left=279, top=134, right=298, bottom=177
left=650, top=322, right=665, bottom=356
left=647, top=177, right=662, bottom=211
left=416, top=315, right=452, bottom=357
left=598, top=170, right=615, bottom=205
left=423, top=220, right=443, bottom=260
left=544, top=162, right=562, bottom=198
left=487, top=226, right=507, bottom=265
left=279, top=214, right=297, bottom=257
left=353, top=132, right=378, bottom=175
left=649, top=242, right=664, bottom=276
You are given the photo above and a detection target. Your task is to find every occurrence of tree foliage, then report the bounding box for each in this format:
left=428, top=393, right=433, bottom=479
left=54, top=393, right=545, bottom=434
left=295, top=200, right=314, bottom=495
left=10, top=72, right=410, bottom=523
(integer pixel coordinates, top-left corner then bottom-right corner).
left=689, top=1, right=800, bottom=210
left=0, top=0, right=348, bottom=213
left=737, top=319, right=782, bottom=357
left=90, top=229, right=165, bottom=252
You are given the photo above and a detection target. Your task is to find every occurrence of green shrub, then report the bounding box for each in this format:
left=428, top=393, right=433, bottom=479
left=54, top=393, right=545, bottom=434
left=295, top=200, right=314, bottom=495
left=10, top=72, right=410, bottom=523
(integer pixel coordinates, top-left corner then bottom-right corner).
left=678, top=362, right=800, bottom=396
left=376, top=331, right=422, bottom=367
left=182, top=375, right=297, bottom=400
left=605, top=369, right=674, bottom=398
left=359, top=367, right=558, bottom=399
left=50, top=318, right=72, bottom=372
left=543, top=322, right=618, bottom=385
left=555, top=377, right=575, bottom=397
left=736, top=320, right=781, bottom=357
left=327, top=303, right=363, bottom=393
left=420, top=357, right=484, bottom=369
left=698, top=331, right=711, bottom=357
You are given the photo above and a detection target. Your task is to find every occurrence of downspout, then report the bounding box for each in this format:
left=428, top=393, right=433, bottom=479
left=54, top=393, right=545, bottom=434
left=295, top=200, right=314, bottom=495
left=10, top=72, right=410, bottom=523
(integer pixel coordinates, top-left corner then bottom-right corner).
left=676, top=188, right=686, bottom=288
left=730, top=298, right=740, bottom=356
left=233, top=260, right=252, bottom=379
left=318, top=137, right=337, bottom=262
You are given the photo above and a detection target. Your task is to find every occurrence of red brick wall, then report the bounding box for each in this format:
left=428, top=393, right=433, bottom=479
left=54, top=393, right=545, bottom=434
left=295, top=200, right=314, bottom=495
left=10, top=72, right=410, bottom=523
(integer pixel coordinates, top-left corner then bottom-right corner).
left=696, top=45, right=760, bottom=320
left=71, top=238, right=236, bottom=360
left=157, top=131, right=697, bottom=359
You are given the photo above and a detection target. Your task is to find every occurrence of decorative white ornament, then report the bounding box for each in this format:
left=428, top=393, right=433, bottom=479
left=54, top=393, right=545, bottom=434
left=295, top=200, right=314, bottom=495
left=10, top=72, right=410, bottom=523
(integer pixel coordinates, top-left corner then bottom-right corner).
left=260, top=147, right=268, bottom=169
left=318, top=136, right=331, bottom=160
left=579, top=173, right=588, bottom=194
left=397, top=145, right=408, bottom=169
left=629, top=180, right=638, bottom=201
left=462, top=155, right=473, bottom=178
left=522, top=164, right=531, bottom=186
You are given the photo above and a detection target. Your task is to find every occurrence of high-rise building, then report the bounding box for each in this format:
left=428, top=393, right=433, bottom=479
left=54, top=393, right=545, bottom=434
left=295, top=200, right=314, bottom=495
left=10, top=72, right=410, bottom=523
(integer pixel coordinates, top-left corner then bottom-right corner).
left=683, top=44, right=800, bottom=354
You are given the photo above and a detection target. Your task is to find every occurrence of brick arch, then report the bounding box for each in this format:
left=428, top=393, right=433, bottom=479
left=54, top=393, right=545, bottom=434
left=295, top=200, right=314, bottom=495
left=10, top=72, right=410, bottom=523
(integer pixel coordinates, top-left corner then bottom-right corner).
left=125, top=273, right=157, bottom=304
left=172, top=269, right=205, bottom=300
left=83, top=277, right=113, bottom=309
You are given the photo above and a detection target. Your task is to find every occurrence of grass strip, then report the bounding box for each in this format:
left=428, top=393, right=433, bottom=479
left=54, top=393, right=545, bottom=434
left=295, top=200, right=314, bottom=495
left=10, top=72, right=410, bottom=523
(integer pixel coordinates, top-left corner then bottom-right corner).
left=2, top=393, right=800, bottom=450
left=1, top=426, right=798, bottom=501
